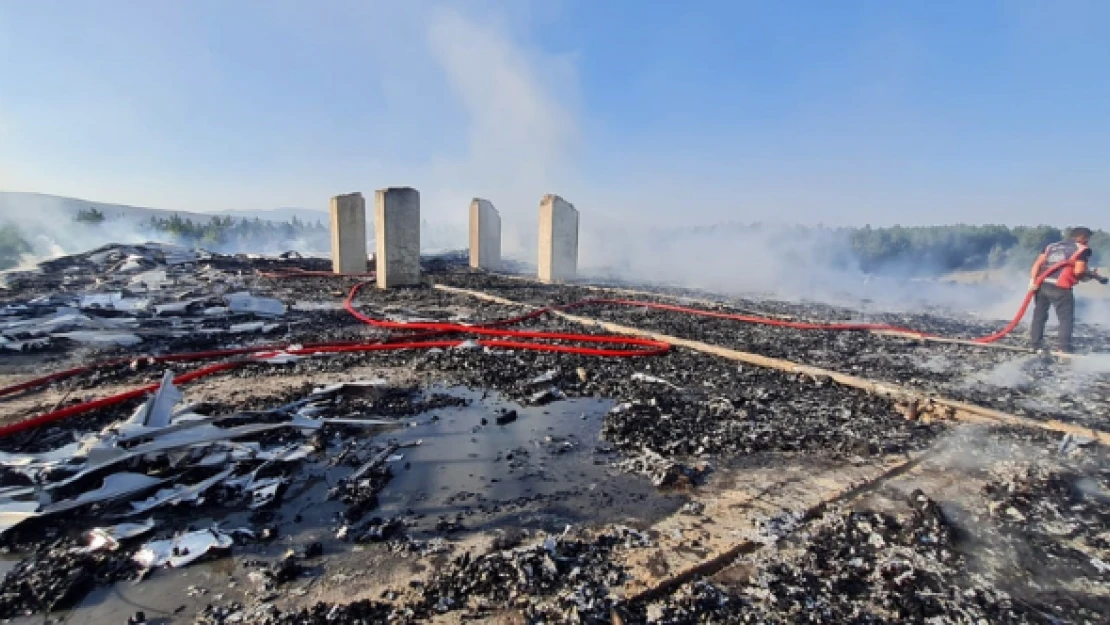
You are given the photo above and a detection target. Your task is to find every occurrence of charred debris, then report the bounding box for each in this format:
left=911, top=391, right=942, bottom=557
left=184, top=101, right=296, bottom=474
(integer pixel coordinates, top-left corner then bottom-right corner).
left=0, top=244, right=1107, bottom=623
left=438, top=272, right=1110, bottom=431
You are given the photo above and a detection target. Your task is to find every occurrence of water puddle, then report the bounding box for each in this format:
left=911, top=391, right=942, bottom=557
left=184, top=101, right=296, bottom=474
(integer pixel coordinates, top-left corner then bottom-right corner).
left=375, top=386, right=679, bottom=534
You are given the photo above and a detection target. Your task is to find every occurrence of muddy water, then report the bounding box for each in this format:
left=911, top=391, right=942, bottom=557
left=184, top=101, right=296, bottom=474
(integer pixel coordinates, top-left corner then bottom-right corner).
left=13, top=386, right=683, bottom=624
left=376, top=386, right=681, bottom=534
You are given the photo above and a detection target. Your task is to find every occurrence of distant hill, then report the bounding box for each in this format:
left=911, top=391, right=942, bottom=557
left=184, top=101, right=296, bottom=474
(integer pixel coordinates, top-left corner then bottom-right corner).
left=0, top=191, right=219, bottom=224
left=0, top=192, right=326, bottom=225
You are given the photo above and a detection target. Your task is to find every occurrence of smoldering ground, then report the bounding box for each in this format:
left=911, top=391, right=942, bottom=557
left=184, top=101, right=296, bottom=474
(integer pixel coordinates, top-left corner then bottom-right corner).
left=0, top=196, right=152, bottom=266
left=3, top=239, right=1110, bottom=623
left=892, top=425, right=1110, bottom=613
left=954, top=352, right=1110, bottom=429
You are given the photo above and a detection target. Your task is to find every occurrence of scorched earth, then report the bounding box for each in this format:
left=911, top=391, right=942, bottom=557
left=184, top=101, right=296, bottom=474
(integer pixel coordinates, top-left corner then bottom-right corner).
left=0, top=244, right=1107, bottom=624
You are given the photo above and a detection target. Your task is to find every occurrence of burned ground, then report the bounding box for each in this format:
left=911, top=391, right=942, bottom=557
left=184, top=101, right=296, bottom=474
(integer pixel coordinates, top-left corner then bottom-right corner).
left=0, top=246, right=1108, bottom=624
left=629, top=427, right=1110, bottom=624
left=434, top=272, right=1110, bottom=431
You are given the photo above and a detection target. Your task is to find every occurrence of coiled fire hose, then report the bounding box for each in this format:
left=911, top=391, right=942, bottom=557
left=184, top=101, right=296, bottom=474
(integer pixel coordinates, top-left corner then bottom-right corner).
left=0, top=258, right=1079, bottom=437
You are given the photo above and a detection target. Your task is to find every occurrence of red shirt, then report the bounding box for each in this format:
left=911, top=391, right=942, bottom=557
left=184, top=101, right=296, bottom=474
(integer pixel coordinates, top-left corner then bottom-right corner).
left=1043, top=240, right=1092, bottom=289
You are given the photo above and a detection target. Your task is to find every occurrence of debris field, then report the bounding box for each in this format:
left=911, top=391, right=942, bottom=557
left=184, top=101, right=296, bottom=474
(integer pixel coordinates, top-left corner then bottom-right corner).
left=0, top=244, right=1108, bottom=624
left=436, top=272, right=1110, bottom=431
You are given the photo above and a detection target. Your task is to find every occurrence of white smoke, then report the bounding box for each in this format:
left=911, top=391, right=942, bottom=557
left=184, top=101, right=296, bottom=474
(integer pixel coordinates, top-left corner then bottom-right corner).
left=577, top=222, right=1057, bottom=325
left=1070, top=354, right=1110, bottom=375
left=920, top=424, right=1046, bottom=473
left=965, top=357, right=1035, bottom=390
left=0, top=193, right=157, bottom=264
left=419, top=4, right=580, bottom=260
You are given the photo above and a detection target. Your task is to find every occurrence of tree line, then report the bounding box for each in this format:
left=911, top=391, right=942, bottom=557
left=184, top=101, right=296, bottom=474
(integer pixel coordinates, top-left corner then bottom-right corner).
left=846, top=224, right=1110, bottom=274
left=72, top=207, right=332, bottom=249
left=136, top=212, right=330, bottom=251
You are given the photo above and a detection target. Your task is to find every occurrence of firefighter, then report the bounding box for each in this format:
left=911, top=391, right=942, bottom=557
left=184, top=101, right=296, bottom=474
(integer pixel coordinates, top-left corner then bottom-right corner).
left=1028, top=226, right=1105, bottom=353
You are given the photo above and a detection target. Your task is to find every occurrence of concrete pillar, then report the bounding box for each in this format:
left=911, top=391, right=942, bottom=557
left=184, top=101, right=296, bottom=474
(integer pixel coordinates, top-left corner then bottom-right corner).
left=469, top=198, right=501, bottom=270
left=537, top=194, right=579, bottom=283
left=329, top=192, right=367, bottom=274
left=374, top=187, right=421, bottom=288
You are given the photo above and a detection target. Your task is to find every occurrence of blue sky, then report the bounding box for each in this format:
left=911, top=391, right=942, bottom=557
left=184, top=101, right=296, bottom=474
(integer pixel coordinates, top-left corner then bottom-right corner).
left=0, top=0, right=1107, bottom=228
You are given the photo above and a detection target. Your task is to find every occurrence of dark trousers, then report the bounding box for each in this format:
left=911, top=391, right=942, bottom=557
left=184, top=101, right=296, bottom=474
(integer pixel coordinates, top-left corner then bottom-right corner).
left=1030, top=283, right=1075, bottom=352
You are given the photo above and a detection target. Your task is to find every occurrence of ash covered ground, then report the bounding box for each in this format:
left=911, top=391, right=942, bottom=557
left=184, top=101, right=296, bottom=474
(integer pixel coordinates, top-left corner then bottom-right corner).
left=0, top=245, right=1107, bottom=624
left=437, top=272, right=1110, bottom=431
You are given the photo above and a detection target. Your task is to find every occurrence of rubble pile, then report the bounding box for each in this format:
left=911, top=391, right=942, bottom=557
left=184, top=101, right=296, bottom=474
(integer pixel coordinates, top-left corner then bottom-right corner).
left=198, top=599, right=399, bottom=625
left=4, top=247, right=932, bottom=469
left=634, top=495, right=1022, bottom=623
left=1, top=243, right=208, bottom=295
left=613, top=449, right=711, bottom=488
left=0, top=537, right=136, bottom=616
left=974, top=441, right=1110, bottom=615
left=0, top=243, right=322, bottom=356
left=0, top=370, right=425, bottom=618
left=403, top=332, right=936, bottom=460
left=435, top=272, right=1110, bottom=429
left=747, top=494, right=1010, bottom=622
left=194, top=432, right=1110, bottom=625
left=1, top=247, right=1108, bottom=622
left=197, top=526, right=650, bottom=625
left=630, top=432, right=1110, bottom=624
left=408, top=526, right=648, bottom=621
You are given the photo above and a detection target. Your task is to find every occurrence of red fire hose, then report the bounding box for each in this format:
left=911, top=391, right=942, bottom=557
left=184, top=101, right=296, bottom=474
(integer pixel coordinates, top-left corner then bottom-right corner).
left=0, top=259, right=1074, bottom=437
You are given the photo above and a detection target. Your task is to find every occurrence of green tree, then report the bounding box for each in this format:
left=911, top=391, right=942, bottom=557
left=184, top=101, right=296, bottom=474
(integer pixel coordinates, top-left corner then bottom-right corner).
left=74, top=207, right=106, bottom=224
